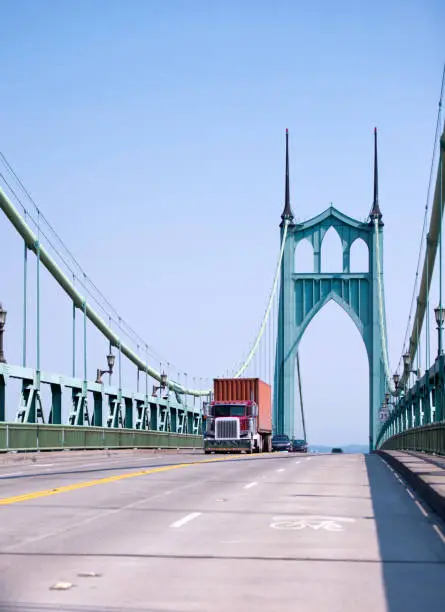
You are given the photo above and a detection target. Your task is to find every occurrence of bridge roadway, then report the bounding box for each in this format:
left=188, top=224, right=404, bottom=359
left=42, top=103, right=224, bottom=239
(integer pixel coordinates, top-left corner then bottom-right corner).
left=0, top=450, right=444, bottom=611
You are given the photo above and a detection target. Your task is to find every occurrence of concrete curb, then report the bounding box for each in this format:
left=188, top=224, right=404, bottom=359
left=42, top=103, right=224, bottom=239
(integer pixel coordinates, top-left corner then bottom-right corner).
left=376, top=450, right=445, bottom=521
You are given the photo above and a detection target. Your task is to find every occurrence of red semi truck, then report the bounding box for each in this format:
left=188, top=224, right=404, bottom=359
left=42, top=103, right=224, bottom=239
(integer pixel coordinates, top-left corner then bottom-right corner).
left=203, top=378, right=272, bottom=454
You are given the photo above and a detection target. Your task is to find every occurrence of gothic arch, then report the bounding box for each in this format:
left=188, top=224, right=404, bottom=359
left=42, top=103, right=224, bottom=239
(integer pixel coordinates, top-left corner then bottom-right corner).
left=275, top=206, right=385, bottom=450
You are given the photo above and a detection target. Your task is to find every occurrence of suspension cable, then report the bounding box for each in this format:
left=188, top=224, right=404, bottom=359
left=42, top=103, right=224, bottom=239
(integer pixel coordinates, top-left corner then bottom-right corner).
left=234, top=220, right=290, bottom=378
left=296, top=352, right=307, bottom=441
left=0, top=154, right=201, bottom=383
left=398, top=64, right=445, bottom=373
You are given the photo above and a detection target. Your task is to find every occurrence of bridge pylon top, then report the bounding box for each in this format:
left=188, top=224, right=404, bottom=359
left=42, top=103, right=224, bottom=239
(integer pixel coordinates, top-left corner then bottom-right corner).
left=280, top=128, right=294, bottom=228
left=279, top=127, right=384, bottom=230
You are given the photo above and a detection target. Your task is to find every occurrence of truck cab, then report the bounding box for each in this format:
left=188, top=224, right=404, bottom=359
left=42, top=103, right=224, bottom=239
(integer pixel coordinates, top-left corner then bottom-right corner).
left=204, top=401, right=257, bottom=451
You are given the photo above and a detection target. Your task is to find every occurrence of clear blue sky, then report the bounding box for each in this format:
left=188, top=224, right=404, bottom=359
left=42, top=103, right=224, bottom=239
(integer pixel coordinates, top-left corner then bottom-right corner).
left=1, top=0, right=444, bottom=445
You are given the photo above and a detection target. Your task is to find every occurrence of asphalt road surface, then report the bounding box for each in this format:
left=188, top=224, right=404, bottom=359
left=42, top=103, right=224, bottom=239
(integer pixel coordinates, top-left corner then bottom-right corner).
left=0, top=449, right=444, bottom=611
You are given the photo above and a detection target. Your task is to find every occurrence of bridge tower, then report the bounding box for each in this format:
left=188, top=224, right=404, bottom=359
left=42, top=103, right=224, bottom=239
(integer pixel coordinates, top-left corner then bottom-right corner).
left=274, top=129, right=387, bottom=451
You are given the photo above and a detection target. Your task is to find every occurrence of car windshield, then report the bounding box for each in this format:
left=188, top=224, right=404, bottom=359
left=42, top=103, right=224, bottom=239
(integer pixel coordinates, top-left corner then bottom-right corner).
left=273, top=435, right=289, bottom=441
left=294, top=440, right=306, bottom=444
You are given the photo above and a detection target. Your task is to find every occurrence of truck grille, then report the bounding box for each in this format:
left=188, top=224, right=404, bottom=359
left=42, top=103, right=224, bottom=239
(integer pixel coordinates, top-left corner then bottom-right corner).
left=215, top=418, right=239, bottom=440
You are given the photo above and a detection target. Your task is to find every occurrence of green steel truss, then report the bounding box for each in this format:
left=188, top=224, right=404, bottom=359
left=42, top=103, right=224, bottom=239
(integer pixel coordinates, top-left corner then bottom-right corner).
left=377, top=355, right=445, bottom=451
left=0, top=363, right=202, bottom=436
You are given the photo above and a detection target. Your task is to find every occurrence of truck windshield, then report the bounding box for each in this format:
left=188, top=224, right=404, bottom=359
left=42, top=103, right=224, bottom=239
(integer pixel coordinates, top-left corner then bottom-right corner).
left=213, top=405, right=245, bottom=417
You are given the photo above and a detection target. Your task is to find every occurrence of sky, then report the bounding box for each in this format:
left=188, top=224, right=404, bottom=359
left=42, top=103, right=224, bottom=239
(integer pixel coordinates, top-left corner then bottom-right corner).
left=0, top=0, right=444, bottom=445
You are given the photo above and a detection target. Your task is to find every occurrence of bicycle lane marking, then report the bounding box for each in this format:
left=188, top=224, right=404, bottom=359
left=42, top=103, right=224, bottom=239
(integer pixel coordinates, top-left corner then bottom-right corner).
left=270, top=515, right=356, bottom=532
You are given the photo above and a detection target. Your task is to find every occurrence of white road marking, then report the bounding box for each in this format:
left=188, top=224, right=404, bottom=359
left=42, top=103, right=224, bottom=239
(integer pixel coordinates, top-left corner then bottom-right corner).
left=433, top=524, right=445, bottom=545
left=32, top=464, right=55, bottom=468
left=406, top=488, right=415, bottom=499
left=170, top=512, right=202, bottom=529
left=270, top=515, right=355, bottom=532
left=276, top=468, right=285, bottom=473
left=50, top=582, right=73, bottom=591
left=414, top=500, right=428, bottom=517
left=295, top=461, right=301, bottom=464
left=0, top=472, right=24, bottom=478
left=244, top=481, right=258, bottom=489
left=4, top=478, right=203, bottom=552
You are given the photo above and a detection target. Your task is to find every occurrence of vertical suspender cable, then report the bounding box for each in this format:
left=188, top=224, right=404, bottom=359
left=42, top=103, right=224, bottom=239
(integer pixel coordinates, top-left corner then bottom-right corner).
left=426, top=249, right=430, bottom=371
left=296, top=353, right=306, bottom=441
left=83, top=301, right=87, bottom=382
left=36, top=218, right=41, bottom=377
left=234, top=220, right=289, bottom=378
left=438, top=100, right=443, bottom=354
left=72, top=275, right=76, bottom=377
left=22, top=241, right=27, bottom=367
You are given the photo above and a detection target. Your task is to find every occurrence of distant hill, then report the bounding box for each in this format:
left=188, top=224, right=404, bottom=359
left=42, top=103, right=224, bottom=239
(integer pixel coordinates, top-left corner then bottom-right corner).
left=309, top=444, right=369, bottom=454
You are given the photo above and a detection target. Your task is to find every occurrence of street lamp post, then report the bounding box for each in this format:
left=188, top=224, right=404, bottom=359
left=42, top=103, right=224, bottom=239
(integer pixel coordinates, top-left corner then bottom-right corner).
left=96, top=351, right=116, bottom=384
left=393, top=372, right=400, bottom=394
left=402, top=353, right=411, bottom=394
left=0, top=304, right=7, bottom=364
left=152, top=372, right=168, bottom=397
left=434, top=306, right=445, bottom=357
left=403, top=352, right=411, bottom=373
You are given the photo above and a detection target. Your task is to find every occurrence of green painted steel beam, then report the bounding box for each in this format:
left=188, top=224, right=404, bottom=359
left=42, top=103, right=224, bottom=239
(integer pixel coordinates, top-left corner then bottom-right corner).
left=0, top=363, right=202, bottom=424
left=275, top=204, right=386, bottom=451
left=0, top=187, right=210, bottom=397
left=376, top=353, right=445, bottom=448
left=403, top=124, right=445, bottom=383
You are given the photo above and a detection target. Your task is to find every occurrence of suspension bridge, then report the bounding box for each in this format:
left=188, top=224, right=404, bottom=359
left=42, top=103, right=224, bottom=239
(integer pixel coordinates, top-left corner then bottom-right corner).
left=0, top=105, right=444, bottom=454
left=0, top=70, right=445, bottom=611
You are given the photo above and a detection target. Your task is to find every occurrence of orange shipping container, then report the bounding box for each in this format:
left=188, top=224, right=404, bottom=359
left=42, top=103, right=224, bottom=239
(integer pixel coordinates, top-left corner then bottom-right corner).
left=213, top=378, right=272, bottom=433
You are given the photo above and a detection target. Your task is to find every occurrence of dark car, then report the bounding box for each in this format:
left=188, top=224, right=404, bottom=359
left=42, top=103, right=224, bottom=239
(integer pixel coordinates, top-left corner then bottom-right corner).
left=331, top=447, right=343, bottom=454
left=290, top=439, right=308, bottom=453
left=272, top=434, right=291, bottom=452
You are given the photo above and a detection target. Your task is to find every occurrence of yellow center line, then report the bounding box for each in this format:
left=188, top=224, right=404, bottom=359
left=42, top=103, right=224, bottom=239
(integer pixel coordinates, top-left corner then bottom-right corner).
left=0, top=453, right=262, bottom=506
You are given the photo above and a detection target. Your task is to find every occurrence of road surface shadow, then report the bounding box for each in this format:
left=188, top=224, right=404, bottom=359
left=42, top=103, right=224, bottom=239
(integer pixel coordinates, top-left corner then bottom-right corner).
left=365, top=454, right=445, bottom=612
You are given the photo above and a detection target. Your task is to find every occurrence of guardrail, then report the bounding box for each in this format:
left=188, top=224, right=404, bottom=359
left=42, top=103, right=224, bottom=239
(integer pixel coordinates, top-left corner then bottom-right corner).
left=0, top=423, right=202, bottom=452
left=378, top=422, right=445, bottom=455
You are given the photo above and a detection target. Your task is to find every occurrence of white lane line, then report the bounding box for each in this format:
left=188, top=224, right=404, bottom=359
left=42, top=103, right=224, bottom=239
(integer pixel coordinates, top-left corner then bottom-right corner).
left=276, top=468, right=285, bottom=473
left=5, top=478, right=205, bottom=552
left=244, top=481, right=258, bottom=489
left=414, top=500, right=429, bottom=518
left=433, top=524, right=445, bottom=545
left=406, top=488, right=415, bottom=500
left=0, top=472, right=24, bottom=478
left=170, top=512, right=202, bottom=529
left=32, top=463, right=55, bottom=468
left=295, top=461, right=301, bottom=464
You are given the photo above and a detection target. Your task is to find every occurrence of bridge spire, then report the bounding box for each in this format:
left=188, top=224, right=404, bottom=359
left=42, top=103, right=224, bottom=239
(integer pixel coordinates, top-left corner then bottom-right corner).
left=280, top=128, right=294, bottom=227
left=369, top=127, right=383, bottom=224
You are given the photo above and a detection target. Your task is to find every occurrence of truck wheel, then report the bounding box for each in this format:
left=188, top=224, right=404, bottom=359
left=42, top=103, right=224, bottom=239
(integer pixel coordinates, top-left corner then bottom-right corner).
left=204, top=450, right=211, bottom=455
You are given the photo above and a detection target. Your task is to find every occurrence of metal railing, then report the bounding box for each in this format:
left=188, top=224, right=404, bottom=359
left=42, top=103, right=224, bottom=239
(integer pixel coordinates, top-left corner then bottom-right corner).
left=0, top=422, right=202, bottom=452
left=379, top=422, right=445, bottom=455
